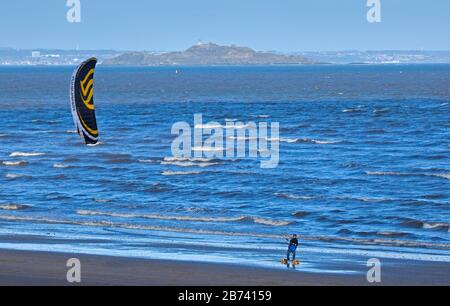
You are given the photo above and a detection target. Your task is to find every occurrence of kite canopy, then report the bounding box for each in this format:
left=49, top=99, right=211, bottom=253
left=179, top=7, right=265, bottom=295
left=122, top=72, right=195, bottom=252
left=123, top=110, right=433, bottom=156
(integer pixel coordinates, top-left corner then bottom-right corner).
left=70, top=58, right=99, bottom=145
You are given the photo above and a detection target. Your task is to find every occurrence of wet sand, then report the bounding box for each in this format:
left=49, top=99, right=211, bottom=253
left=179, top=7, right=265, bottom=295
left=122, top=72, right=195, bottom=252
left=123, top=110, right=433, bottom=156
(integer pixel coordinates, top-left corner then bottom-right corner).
left=0, top=249, right=449, bottom=286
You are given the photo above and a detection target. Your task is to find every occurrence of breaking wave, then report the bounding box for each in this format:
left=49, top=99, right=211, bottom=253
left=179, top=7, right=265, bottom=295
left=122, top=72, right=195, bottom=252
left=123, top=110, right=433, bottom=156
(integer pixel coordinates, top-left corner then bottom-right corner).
left=270, top=137, right=298, bottom=143
left=161, top=170, right=204, bottom=176
left=401, top=218, right=450, bottom=232
left=161, top=157, right=220, bottom=168
left=338, top=228, right=412, bottom=238
left=343, top=107, right=365, bottom=113
left=227, top=136, right=259, bottom=141
left=94, top=198, right=113, bottom=203
left=138, top=159, right=158, bottom=164
left=77, top=210, right=293, bottom=226
left=9, top=152, right=46, bottom=157
left=312, top=139, right=342, bottom=145
left=194, top=123, right=224, bottom=129
left=161, top=161, right=219, bottom=168
left=1, top=215, right=449, bottom=251
left=1, top=161, right=28, bottom=167
left=0, top=204, right=30, bottom=211
left=275, top=193, right=315, bottom=200
left=366, top=171, right=450, bottom=180
left=5, top=174, right=30, bottom=179
left=53, top=163, right=70, bottom=169
left=192, top=146, right=229, bottom=153
left=252, top=217, right=292, bottom=226
left=272, top=138, right=342, bottom=145
left=164, top=157, right=216, bottom=163
left=336, top=196, right=394, bottom=203
left=195, top=123, right=253, bottom=130
left=431, top=173, right=450, bottom=180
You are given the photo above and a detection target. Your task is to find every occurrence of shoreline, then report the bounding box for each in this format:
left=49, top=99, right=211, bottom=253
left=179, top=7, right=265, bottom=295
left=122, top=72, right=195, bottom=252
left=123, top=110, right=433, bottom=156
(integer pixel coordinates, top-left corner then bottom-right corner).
left=0, top=248, right=449, bottom=286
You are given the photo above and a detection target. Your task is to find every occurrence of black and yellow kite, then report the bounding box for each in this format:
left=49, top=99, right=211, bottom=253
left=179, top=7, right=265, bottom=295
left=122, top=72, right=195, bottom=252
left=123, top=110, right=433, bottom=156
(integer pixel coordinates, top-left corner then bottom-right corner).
left=70, top=58, right=99, bottom=145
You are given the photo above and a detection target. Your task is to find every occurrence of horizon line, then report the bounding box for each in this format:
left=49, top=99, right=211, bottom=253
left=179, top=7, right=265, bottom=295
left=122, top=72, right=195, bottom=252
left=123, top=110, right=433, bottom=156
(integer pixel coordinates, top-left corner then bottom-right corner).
left=2, top=45, right=450, bottom=54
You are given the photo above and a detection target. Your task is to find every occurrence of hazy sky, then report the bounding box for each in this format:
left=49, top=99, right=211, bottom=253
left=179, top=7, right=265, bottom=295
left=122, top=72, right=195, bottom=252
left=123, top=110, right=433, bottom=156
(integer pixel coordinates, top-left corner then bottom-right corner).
left=1, top=0, right=449, bottom=51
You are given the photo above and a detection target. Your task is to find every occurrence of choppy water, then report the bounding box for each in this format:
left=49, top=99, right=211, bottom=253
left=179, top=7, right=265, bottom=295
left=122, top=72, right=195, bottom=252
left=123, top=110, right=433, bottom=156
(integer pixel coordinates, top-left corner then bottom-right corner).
left=0, top=65, right=449, bottom=272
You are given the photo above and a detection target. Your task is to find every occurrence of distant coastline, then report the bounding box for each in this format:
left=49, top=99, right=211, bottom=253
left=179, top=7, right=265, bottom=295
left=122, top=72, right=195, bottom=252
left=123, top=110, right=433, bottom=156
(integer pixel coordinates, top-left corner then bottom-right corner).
left=1, top=43, right=450, bottom=66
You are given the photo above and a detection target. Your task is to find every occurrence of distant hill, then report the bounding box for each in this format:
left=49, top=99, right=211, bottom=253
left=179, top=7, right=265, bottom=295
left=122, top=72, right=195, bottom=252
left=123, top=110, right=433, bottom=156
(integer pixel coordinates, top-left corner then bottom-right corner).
left=2, top=46, right=450, bottom=66
left=103, top=43, right=315, bottom=66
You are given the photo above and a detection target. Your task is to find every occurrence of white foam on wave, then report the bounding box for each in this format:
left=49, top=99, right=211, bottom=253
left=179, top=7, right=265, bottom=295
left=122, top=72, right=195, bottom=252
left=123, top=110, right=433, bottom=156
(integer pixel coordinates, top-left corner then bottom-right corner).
left=373, top=108, right=390, bottom=114
left=5, top=174, right=25, bottom=179
left=161, top=161, right=219, bottom=168
left=161, top=156, right=220, bottom=168
left=138, top=159, right=158, bottom=164
left=87, top=142, right=104, bottom=147
left=1, top=161, right=28, bottom=167
left=343, top=108, right=364, bottom=113
left=94, top=198, right=112, bottom=203
left=164, top=157, right=214, bottom=163
left=270, top=137, right=342, bottom=145
left=0, top=204, right=30, bottom=211
left=275, top=193, right=315, bottom=200
left=366, top=171, right=450, bottom=180
left=227, top=136, right=259, bottom=141
left=77, top=210, right=246, bottom=223
left=312, top=139, right=342, bottom=145
left=337, top=196, right=393, bottom=203
left=227, top=137, right=297, bottom=144
left=194, top=124, right=224, bottom=129
left=161, top=170, right=203, bottom=176
left=9, top=152, right=46, bottom=157
left=429, top=173, right=450, bottom=180
left=366, top=171, right=407, bottom=176
left=195, top=123, right=252, bottom=130
left=269, top=137, right=297, bottom=143
left=53, top=163, right=70, bottom=169
left=192, top=147, right=227, bottom=152
left=252, top=217, right=292, bottom=226
left=1, top=215, right=449, bottom=251
left=423, top=222, right=450, bottom=231
left=77, top=210, right=293, bottom=226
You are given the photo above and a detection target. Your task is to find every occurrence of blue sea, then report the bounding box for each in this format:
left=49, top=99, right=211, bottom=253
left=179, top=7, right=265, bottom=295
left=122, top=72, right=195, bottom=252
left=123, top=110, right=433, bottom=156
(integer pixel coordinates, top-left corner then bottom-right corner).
left=0, top=64, right=449, bottom=273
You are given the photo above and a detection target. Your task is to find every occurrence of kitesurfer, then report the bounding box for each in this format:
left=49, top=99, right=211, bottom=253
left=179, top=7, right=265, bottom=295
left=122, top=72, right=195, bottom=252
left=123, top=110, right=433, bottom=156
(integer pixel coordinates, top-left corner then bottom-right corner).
left=286, top=234, right=299, bottom=262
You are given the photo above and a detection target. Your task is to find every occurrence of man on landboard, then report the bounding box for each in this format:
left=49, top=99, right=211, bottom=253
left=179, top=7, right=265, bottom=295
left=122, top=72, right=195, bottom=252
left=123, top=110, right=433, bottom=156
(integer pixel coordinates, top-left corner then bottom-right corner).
left=286, top=234, right=299, bottom=262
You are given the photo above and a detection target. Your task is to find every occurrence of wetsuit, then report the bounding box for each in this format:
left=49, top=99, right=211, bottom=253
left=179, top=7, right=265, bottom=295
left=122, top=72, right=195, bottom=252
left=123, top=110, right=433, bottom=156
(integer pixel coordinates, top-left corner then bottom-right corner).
left=287, top=238, right=298, bottom=261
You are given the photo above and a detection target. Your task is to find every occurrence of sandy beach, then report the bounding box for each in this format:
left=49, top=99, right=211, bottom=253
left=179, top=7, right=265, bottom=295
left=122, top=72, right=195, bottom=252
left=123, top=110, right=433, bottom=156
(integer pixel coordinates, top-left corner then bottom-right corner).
left=0, top=249, right=449, bottom=286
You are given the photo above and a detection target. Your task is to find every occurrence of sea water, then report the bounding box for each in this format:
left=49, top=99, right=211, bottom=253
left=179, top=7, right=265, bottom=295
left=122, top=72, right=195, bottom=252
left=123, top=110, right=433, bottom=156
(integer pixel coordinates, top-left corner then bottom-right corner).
left=0, top=64, right=449, bottom=272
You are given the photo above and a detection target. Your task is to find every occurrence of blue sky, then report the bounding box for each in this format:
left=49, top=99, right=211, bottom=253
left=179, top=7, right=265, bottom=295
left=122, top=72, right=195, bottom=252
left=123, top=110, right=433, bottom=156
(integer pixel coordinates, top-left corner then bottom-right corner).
left=1, top=0, right=449, bottom=51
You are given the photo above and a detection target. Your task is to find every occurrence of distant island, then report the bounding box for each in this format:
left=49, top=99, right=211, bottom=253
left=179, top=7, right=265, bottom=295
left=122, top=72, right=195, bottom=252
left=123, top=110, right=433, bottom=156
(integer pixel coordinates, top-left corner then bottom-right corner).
left=103, top=42, right=315, bottom=66
left=1, top=44, right=450, bottom=66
